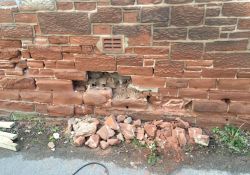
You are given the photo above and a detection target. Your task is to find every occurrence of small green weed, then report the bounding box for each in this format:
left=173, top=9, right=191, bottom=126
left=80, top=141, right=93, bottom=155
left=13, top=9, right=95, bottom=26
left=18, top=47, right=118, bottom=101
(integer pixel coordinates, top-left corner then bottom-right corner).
left=147, top=142, right=160, bottom=165
left=132, top=138, right=146, bottom=148
left=212, top=124, right=249, bottom=153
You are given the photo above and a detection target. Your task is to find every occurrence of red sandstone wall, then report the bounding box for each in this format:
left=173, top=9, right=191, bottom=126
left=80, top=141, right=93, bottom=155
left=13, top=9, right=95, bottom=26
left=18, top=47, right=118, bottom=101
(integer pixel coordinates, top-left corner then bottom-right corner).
left=0, top=0, right=250, bottom=128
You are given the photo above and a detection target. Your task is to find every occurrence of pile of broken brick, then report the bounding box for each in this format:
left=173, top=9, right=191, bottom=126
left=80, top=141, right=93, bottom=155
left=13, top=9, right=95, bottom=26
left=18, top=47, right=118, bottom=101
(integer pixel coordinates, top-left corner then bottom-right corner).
left=67, top=115, right=210, bottom=150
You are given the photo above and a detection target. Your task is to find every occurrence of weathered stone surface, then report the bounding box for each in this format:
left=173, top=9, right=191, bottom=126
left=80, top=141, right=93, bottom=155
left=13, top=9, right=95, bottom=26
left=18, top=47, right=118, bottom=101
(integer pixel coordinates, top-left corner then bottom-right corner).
left=136, top=127, right=144, bottom=140
left=73, top=136, right=85, bottom=147
left=171, top=42, right=203, bottom=60
left=111, top=0, right=135, bottom=5
left=189, top=27, right=219, bottom=40
left=0, top=77, right=35, bottom=89
left=38, top=12, right=90, bottom=35
left=105, top=115, right=120, bottom=130
left=20, top=0, right=56, bottom=11
left=91, top=7, right=122, bottom=23
left=154, top=28, right=187, bottom=40
left=0, top=25, right=33, bottom=38
left=73, top=119, right=98, bottom=137
left=171, top=5, right=204, bottom=26
left=113, top=25, right=151, bottom=46
left=97, top=125, right=115, bottom=140
left=141, top=7, right=169, bottom=23
left=222, top=2, right=250, bottom=17
left=144, top=123, right=157, bottom=137
left=85, top=134, right=100, bottom=148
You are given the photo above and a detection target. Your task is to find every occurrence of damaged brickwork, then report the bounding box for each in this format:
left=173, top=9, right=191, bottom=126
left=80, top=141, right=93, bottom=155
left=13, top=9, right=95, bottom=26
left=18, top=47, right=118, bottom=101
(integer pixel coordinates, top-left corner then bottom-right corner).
left=0, top=0, right=250, bottom=129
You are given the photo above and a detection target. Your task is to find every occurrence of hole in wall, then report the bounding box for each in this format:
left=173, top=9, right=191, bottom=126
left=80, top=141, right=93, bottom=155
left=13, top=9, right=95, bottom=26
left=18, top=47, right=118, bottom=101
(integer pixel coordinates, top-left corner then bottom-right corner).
left=221, top=98, right=231, bottom=104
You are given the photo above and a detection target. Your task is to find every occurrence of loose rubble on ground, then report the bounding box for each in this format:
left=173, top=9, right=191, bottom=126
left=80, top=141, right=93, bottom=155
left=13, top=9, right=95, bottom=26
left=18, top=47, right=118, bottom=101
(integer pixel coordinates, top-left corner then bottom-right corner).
left=65, top=115, right=210, bottom=154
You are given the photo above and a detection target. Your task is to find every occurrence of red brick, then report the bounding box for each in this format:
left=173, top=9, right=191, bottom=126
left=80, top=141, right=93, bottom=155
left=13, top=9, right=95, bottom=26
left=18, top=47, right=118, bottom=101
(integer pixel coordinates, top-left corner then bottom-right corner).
left=117, top=55, right=143, bottom=66
left=93, top=24, right=111, bottom=35
left=141, top=7, right=169, bottom=23
left=75, top=2, right=96, bottom=11
left=158, top=88, right=178, bottom=97
left=171, top=42, right=203, bottom=60
left=138, top=0, right=162, bottom=4
left=185, top=60, right=213, bottom=68
left=53, top=92, right=83, bottom=105
left=165, top=78, right=188, bottom=88
left=69, top=36, right=99, bottom=45
left=229, top=102, right=250, bottom=114
left=171, top=5, right=204, bottom=26
left=118, top=66, right=153, bottom=76
left=75, top=55, right=116, bottom=72
left=0, top=9, right=13, bottom=23
left=205, top=18, right=237, bottom=26
left=74, top=105, right=93, bottom=116
left=238, top=19, right=250, bottom=30
left=0, top=40, right=21, bottom=49
left=39, top=69, right=54, bottom=77
left=35, top=103, right=48, bottom=114
left=55, top=69, right=87, bottom=81
left=165, top=0, right=192, bottom=3
left=222, top=2, right=250, bottom=17
left=20, top=91, right=52, bottom=103
left=56, top=2, right=74, bottom=10
left=36, top=79, right=73, bottom=91
left=0, top=77, right=35, bottom=89
left=0, top=90, right=19, bottom=100
left=123, top=11, right=138, bottom=23
left=112, top=98, right=147, bottom=109
left=189, top=79, right=216, bottom=89
left=209, top=90, right=250, bottom=101
left=193, top=100, right=228, bottom=113
left=48, top=105, right=74, bottom=117
left=202, top=69, right=236, bottom=78
left=14, top=13, right=37, bottom=23
left=189, top=27, right=219, bottom=40
left=155, top=60, right=184, bottom=77
left=48, top=36, right=68, bottom=44
left=0, top=25, right=33, bottom=38
left=218, top=79, right=250, bottom=91
left=44, top=61, right=56, bottom=68
left=21, top=50, right=31, bottom=58
left=38, top=12, right=90, bottom=35
left=83, top=87, right=112, bottom=106
left=206, top=40, right=248, bottom=51
left=111, top=0, right=135, bottom=5
left=204, top=53, right=250, bottom=68
left=61, top=46, right=81, bottom=53
left=134, top=47, right=169, bottom=55
left=113, top=25, right=151, bottom=46
left=179, top=88, right=207, bottom=99
left=183, top=71, right=201, bottom=78
left=132, top=76, right=165, bottom=88
left=144, top=60, right=154, bottom=67
left=0, top=100, right=34, bottom=112
left=27, top=61, right=44, bottom=68
left=29, top=47, right=62, bottom=60
left=154, top=28, right=187, bottom=40
left=5, top=69, right=23, bottom=76
left=91, top=7, right=122, bottom=23
left=0, top=62, right=15, bottom=69
left=237, top=71, right=250, bottom=78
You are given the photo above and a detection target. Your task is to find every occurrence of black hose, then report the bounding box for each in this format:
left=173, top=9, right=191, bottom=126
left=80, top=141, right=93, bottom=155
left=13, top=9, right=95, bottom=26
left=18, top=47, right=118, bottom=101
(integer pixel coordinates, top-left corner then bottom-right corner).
left=72, top=162, right=109, bottom=175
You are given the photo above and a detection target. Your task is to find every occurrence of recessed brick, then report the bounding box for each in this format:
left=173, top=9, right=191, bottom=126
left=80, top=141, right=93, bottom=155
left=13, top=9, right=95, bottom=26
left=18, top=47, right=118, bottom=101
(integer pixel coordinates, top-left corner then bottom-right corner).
left=132, top=76, right=165, bottom=88
left=141, top=7, right=169, bottom=23
left=193, top=100, right=228, bottom=113
left=171, top=42, right=203, bottom=60
left=91, top=7, right=122, bottom=23
left=93, top=24, right=111, bottom=35
left=171, top=5, right=204, bottom=26
left=38, top=12, right=90, bottom=35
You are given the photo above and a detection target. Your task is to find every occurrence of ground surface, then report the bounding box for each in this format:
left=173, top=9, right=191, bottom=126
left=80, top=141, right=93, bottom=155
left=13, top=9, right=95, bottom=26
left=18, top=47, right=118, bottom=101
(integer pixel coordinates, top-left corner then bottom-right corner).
left=0, top=115, right=249, bottom=175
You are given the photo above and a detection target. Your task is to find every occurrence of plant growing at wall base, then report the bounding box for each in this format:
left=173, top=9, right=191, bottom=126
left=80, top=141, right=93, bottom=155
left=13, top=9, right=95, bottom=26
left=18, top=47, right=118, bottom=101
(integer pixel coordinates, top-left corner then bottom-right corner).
left=212, top=124, right=249, bottom=153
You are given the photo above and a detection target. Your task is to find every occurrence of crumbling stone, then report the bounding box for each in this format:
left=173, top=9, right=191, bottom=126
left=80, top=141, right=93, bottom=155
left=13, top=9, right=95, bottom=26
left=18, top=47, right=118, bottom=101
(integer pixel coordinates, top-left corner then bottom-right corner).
left=119, top=123, right=135, bottom=140
left=73, top=136, right=85, bottom=147
left=104, top=115, right=120, bottom=130
left=144, top=123, right=157, bottom=138
left=85, top=134, right=100, bottom=148
left=100, top=140, right=109, bottom=149
left=97, top=125, right=115, bottom=140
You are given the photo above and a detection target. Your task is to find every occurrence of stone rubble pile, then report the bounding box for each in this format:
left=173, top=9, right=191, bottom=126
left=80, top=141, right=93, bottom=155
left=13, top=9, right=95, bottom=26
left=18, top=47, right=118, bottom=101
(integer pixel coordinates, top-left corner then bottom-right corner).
left=67, top=115, right=210, bottom=150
